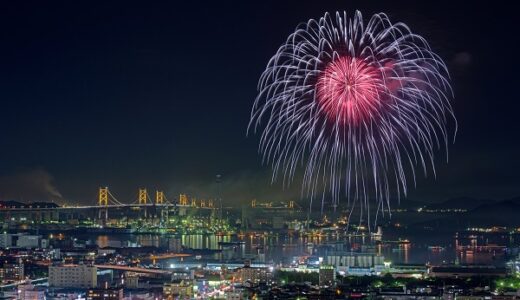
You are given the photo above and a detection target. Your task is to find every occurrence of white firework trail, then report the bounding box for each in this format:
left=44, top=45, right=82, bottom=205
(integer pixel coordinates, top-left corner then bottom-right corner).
left=248, top=11, right=456, bottom=228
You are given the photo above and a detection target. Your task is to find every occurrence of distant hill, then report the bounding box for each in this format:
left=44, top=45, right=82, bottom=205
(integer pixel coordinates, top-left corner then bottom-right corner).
left=26, top=202, right=59, bottom=208
left=411, top=197, right=520, bottom=229
left=393, top=199, right=428, bottom=209
left=466, top=197, right=520, bottom=222
left=424, top=197, right=494, bottom=211
left=0, top=200, right=59, bottom=209
left=0, top=200, right=25, bottom=208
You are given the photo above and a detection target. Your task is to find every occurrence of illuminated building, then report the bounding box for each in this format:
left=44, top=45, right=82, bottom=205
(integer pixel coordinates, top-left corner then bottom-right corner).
left=49, top=264, right=97, bottom=288
left=326, top=253, right=384, bottom=268
left=19, top=284, right=45, bottom=300
left=87, top=287, right=123, bottom=300
left=0, top=258, right=24, bottom=283
left=16, top=235, right=43, bottom=249
left=383, top=264, right=428, bottom=278
left=236, top=261, right=273, bottom=285
left=0, top=233, right=45, bottom=249
left=124, top=273, right=140, bottom=289
left=237, top=266, right=272, bottom=285
left=319, top=264, right=336, bottom=287
left=163, top=280, right=193, bottom=299
left=0, top=234, right=13, bottom=248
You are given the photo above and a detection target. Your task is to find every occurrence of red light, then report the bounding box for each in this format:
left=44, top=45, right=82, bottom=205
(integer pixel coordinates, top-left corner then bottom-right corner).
left=316, top=56, right=382, bottom=125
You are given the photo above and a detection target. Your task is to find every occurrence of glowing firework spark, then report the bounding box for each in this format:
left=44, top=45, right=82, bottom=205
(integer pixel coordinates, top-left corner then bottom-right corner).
left=248, top=11, right=456, bottom=225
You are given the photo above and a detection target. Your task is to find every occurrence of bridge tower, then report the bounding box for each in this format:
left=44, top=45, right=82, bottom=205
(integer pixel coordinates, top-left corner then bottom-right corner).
left=138, top=188, right=148, bottom=205
left=155, top=191, right=164, bottom=205
left=99, top=187, right=109, bottom=206
left=179, top=194, right=188, bottom=206
left=289, top=201, right=294, bottom=209
left=156, top=190, right=167, bottom=224
left=98, top=187, right=109, bottom=222
left=138, top=188, right=149, bottom=219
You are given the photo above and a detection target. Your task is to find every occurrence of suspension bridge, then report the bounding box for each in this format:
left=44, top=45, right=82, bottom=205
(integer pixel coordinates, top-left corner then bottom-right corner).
left=0, top=187, right=219, bottom=224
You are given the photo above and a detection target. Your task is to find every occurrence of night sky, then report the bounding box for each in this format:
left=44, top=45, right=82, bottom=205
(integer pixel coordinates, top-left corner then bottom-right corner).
left=0, top=1, right=518, bottom=206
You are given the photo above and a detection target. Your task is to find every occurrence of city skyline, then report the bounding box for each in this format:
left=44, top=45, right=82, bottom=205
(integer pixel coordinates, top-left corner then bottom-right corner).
left=0, top=1, right=518, bottom=207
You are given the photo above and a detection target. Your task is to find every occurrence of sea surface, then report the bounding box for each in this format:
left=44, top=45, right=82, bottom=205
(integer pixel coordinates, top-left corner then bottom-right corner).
left=79, top=229, right=520, bottom=267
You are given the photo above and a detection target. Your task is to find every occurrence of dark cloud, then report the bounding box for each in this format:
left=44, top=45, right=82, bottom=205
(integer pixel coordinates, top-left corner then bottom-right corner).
left=0, top=169, right=63, bottom=203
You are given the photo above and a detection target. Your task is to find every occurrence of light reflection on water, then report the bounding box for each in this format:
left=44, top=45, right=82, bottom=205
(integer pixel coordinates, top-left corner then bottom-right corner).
left=89, top=231, right=517, bottom=266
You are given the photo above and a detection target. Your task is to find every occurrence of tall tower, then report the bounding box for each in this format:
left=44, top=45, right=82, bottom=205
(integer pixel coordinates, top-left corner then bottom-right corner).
left=98, top=187, right=109, bottom=206
left=138, top=188, right=148, bottom=205
left=155, top=191, right=166, bottom=224
left=138, top=188, right=148, bottom=219
left=156, top=191, right=164, bottom=205
left=179, top=194, right=188, bottom=206
left=98, top=187, right=109, bottom=222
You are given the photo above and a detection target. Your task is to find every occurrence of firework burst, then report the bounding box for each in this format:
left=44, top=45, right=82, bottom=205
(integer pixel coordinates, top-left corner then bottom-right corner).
left=249, top=11, right=456, bottom=226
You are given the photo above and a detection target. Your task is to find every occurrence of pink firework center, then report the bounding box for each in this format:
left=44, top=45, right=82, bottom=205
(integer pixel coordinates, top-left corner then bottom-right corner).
left=316, top=56, right=385, bottom=125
